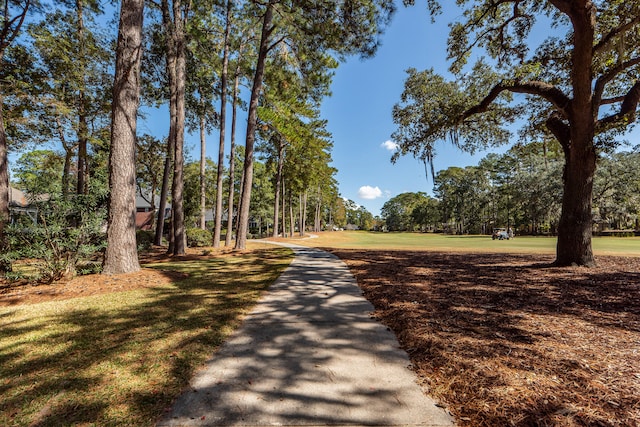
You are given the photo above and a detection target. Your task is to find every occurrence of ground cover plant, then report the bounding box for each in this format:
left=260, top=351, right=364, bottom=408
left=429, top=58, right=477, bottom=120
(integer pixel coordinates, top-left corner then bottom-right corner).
left=305, top=232, right=640, bottom=426
left=0, top=243, right=293, bottom=426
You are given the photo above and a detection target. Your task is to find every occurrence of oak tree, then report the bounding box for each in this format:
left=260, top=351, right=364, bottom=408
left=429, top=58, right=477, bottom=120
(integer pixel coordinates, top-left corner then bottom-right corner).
left=393, top=1, right=640, bottom=266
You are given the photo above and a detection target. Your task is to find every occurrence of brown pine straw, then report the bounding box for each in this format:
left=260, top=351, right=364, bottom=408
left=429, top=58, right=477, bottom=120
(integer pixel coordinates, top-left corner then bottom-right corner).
left=329, top=250, right=640, bottom=427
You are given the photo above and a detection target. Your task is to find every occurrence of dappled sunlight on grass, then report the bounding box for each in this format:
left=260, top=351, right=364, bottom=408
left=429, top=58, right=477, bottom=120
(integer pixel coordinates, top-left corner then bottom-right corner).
left=0, top=247, right=293, bottom=427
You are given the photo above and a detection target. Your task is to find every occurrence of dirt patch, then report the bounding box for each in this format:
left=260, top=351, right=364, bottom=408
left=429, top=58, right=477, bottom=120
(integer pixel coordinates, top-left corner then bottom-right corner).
left=328, top=249, right=640, bottom=427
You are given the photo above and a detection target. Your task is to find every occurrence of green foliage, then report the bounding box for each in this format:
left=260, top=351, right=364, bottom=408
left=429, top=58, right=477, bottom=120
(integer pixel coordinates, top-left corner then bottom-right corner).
left=593, top=151, right=640, bottom=231
left=381, top=192, right=436, bottom=232
left=136, top=134, right=167, bottom=204
left=136, top=229, right=155, bottom=251
left=27, top=4, right=114, bottom=148
left=394, top=143, right=640, bottom=236
left=340, top=199, right=374, bottom=230
left=183, top=159, right=217, bottom=227
left=391, top=64, right=514, bottom=173
left=186, top=227, right=212, bottom=247
left=13, top=149, right=64, bottom=195
left=250, top=161, right=274, bottom=234
left=4, top=195, right=107, bottom=283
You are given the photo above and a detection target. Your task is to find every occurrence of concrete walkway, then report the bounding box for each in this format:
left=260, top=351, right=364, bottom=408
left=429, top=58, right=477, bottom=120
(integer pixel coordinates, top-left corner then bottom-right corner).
left=157, top=244, right=454, bottom=426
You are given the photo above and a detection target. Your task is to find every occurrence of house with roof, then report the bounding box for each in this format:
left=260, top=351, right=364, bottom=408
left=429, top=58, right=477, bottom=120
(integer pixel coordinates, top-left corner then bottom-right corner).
left=9, top=186, right=41, bottom=224
left=136, top=191, right=170, bottom=231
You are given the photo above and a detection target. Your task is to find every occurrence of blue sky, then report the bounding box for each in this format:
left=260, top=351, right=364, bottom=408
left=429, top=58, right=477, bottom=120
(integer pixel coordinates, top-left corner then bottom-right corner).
left=320, top=2, right=470, bottom=216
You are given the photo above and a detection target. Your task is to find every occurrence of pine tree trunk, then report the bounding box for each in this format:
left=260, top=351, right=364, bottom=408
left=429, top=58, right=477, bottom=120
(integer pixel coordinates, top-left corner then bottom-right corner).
left=0, top=0, right=29, bottom=273
left=77, top=109, right=89, bottom=194
left=103, top=0, right=144, bottom=275
left=235, top=1, right=274, bottom=250
left=298, top=192, right=307, bottom=237
left=0, top=98, right=9, bottom=272
left=199, top=115, right=206, bottom=230
left=213, top=0, right=232, bottom=247
left=225, top=43, right=244, bottom=247
left=225, top=76, right=238, bottom=246
left=314, top=197, right=320, bottom=233
left=281, top=179, right=286, bottom=237
left=161, top=0, right=177, bottom=252
left=56, top=118, right=74, bottom=199
left=288, top=194, right=294, bottom=238
left=76, top=0, right=89, bottom=195
left=154, top=137, right=172, bottom=246
left=302, top=191, right=307, bottom=234
left=272, top=142, right=284, bottom=238
left=169, top=0, right=186, bottom=255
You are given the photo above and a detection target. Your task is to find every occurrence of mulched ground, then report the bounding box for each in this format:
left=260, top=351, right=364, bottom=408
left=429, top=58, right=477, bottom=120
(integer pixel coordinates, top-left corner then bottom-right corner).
left=0, top=247, right=208, bottom=307
left=327, top=249, right=640, bottom=427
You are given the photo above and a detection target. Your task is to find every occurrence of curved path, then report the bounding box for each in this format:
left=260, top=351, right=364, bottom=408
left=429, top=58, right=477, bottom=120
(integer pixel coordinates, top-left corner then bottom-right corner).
left=158, top=243, right=454, bottom=426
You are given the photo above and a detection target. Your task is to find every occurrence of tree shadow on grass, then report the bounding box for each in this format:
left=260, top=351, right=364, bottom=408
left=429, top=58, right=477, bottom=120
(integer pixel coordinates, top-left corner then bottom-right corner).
left=0, top=248, right=291, bottom=426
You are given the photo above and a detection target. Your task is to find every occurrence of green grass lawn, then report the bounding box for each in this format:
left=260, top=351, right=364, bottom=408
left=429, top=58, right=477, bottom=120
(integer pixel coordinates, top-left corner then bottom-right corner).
left=0, top=244, right=293, bottom=427
left=301, top=230, right=640, bottom=256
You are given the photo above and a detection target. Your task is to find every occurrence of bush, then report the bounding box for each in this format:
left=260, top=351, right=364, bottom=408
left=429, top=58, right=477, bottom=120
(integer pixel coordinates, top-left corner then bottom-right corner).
left=186, top=228, right=211, bottom=247
left=5, top=194, right=107, bottom=283
left=136, top=229, right=155, bottom=251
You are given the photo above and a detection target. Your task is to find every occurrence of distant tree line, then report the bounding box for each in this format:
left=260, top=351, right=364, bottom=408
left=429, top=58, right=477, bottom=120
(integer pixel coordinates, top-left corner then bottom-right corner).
left=381, top=142, right=640, bottom=235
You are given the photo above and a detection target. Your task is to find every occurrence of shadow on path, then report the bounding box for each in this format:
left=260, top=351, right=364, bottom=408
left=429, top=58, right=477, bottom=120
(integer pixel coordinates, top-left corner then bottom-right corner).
left=157, top=245, right=454, bottom=426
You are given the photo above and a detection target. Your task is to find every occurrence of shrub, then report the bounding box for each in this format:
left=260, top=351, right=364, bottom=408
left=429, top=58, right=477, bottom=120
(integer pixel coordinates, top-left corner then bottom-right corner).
left=136, top=229, right=155, bottom=251
left=186, top=227, right=211, bottom=247
left=5, top=194, right=107, bottom=283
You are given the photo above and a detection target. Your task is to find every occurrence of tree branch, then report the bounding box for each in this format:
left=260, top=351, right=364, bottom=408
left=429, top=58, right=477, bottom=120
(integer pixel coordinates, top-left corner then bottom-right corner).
left=0, top=0, right=30, bottom=51
left=452, top=0, right=533, bottom=68
left=600, top=96, right=625, bottom=105
left=461, top=80, right=571, bottom=122
left=597, top=80, right=640, bottom=129
left=593, top=15, right=640, bottom=55
left=267, top=34, right=286, bottom=53
left=547, top=0, right=573, bottom=16
left=146, top=0, right=162, bottom=9
left=593, top=56, right=640, bottom=109
left=546, top=111, right=570, bottom=155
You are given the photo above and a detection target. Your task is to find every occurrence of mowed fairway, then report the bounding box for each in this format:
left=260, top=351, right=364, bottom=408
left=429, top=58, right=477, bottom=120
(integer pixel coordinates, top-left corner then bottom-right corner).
left=300, top=230, right=640, bottom=256
left=283, top=231, right=640, bottom=426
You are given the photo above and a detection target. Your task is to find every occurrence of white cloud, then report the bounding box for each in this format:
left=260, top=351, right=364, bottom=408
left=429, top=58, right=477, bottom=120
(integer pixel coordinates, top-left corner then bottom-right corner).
left=381, top=140, right=399, bottom=151
left=358, top=185, right=383, bottom=200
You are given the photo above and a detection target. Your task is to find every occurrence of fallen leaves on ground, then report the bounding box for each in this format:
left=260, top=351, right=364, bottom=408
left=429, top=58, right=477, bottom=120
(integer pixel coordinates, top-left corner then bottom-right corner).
left=3, top=245, right=639, bottom=426
left=0, top=247, right=214, bottom=306
left=329, top=249, right=640, bottom=427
